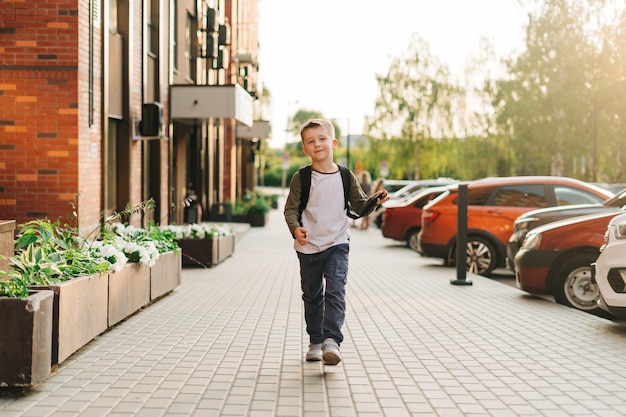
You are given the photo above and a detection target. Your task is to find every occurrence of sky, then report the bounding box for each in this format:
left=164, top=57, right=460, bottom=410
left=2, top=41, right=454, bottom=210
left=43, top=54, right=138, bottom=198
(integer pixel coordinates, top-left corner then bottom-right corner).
left=257, top=0, right=528, bottom=148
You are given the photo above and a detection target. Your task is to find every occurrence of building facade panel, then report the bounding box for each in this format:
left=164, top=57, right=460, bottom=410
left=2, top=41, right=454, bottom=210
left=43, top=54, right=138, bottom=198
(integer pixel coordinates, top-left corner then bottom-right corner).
left=1, top=0, right=265, bottom=232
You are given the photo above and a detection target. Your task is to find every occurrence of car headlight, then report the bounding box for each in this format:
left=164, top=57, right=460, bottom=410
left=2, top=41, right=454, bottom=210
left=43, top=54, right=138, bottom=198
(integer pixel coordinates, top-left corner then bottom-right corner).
left=521, top=232, right=542, bottom=250
left=600, top=229, right=610, bottom=252
left=616, top=223, right=626, bottom=239
left=514, top=220, right=530, bottom=232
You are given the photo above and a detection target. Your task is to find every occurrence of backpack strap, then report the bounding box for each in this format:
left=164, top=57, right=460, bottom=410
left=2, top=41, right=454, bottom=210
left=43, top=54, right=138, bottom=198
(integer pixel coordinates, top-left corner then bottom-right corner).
left=338, top=165, right=361, bottom=219
left=298, top=166, right=312, bottom=225
left=299, top=165, right=361, bottom=224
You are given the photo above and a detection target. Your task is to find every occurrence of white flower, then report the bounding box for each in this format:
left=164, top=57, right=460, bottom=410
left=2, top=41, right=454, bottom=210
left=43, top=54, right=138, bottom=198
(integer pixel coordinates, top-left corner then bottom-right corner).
left=159, top=222, right=233, bottom=239
left=89, top=240, right=128, bottom=272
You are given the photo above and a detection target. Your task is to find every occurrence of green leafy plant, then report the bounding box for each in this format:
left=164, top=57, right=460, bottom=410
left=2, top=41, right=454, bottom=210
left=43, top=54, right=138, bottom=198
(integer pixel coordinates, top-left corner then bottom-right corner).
left=6, top=219, right=111, bottom=287
left=268, top=194, right=279, bottom=209
left=146, top=224, right=180, bottom=253
left=0, top=198, right=174, bottom=298
left=232, top=191, right=271, bottom=215
left=0, top=270, right=30, bottom=298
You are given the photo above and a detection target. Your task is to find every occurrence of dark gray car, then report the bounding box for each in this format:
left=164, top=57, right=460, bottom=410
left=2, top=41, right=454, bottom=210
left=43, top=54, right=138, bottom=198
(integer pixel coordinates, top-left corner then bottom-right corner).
left=506, top=189, right=626, bottom=271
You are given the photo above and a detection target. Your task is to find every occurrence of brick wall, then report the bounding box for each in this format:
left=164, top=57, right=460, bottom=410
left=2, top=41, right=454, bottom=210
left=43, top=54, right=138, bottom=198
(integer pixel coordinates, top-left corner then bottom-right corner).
left=0, top=0, right=84, bottom=229
left=0, top=0, right=172, bottom=233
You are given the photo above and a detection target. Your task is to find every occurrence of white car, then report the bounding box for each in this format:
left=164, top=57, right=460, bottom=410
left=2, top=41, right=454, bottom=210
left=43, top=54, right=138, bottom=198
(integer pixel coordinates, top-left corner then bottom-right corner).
left=388, top=178, right=458, bottom=201
left=593, top=212, right=626, bottom=318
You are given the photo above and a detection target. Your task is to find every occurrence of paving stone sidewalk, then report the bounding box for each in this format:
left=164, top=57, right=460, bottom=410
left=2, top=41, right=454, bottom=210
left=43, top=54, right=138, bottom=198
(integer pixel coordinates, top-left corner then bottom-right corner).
left=1, top=202, right=626, bottom=416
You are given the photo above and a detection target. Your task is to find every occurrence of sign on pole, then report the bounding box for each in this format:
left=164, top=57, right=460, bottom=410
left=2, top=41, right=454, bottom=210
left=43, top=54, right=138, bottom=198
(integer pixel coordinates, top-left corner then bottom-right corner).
left=380, top=160, right=389, bottom=177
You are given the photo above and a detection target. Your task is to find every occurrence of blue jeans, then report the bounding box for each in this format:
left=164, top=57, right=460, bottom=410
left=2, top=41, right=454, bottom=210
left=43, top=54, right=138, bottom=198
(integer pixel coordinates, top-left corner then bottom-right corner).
left=297, top=244, right=349, bottom=345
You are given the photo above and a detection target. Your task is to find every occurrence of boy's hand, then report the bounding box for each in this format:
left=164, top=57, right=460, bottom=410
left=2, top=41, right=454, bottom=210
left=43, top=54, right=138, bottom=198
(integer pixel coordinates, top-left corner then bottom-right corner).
left=295, top=227, right=309, bottom=245
left=375, top=189, right=390, bottom=204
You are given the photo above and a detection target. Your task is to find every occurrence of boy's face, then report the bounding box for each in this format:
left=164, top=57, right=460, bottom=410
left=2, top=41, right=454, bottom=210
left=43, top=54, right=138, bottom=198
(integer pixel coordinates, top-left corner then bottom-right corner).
left=301, top=126, right=338, bottom=162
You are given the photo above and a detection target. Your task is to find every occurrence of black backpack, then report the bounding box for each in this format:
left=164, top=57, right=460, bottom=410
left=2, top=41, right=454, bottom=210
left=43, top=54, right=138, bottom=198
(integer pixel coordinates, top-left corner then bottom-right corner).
left=297, top=165, right=361, bottom=224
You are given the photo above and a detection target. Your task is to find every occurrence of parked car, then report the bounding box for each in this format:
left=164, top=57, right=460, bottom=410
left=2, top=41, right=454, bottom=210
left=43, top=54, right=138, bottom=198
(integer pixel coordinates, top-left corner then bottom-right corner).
left=416, top=176, right=614, bottom=276
left=381, top=187, right=449, bottom=250
left=591, top=212, right=626, bottom=318
left=600, top=183, right=626, bottom=194
left=388, top=178, right=458, bottom=201
left=383, top=180, right=417, bottom=194
left=514, top=211, right=621, bottom=313
left=506, top=188, right=623, bottom=271
left=375, top=178, right=458, bottom=228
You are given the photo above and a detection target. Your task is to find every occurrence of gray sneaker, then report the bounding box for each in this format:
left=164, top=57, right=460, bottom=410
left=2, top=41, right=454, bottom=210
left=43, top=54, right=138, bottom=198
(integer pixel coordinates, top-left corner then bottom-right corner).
left=322, top=338, right=341, bottom=365
left=306, top=343, right=323, bottom=361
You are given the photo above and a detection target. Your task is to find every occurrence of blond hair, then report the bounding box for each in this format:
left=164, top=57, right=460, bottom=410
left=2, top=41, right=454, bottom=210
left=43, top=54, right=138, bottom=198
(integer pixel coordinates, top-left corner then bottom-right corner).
left=299, top=118, right=335, bottom=142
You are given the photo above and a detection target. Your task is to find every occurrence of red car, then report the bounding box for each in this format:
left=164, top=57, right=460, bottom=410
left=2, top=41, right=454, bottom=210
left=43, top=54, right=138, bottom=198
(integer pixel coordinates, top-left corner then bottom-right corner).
left=381, top=187, right=448, bottom=250
left=417, top=176, right=614, bottom=276
left=515, top=211, right=621, bottom=312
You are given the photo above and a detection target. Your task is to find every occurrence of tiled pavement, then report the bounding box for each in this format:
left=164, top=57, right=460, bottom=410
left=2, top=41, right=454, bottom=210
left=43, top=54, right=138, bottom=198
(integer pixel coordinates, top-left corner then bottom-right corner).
left=2, top=198, right=626, bottom=416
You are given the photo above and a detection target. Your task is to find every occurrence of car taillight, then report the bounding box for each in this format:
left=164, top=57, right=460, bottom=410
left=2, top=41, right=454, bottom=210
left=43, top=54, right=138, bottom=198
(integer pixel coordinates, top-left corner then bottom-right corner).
left=422, top=210, right=440, bottom=224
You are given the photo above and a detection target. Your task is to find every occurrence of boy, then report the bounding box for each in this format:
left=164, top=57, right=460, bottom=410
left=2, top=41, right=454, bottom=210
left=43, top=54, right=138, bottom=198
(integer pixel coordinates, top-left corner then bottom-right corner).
left=283, top=119, right=389, bottom=365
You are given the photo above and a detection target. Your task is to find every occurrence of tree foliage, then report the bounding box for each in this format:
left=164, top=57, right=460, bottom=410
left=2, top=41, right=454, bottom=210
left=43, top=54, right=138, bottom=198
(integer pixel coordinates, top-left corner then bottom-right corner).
left=363, top=34, right=462, bottom=179
left=263, top=1, right=626, bottom=185
left=356, top=0, right=626, bottom=183
left=496, top=0, right=603, bottom=177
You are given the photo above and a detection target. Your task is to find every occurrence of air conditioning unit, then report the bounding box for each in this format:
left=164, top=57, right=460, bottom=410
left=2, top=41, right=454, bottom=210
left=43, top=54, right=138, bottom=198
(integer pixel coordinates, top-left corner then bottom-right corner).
left=138, top=102, right=163, bottom=137
left=237, top=53, right=257, bottom=66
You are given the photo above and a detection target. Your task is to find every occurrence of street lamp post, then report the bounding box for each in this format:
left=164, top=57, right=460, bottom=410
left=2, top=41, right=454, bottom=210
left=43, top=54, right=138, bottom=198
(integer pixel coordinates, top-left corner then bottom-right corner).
left=346, top=119, right=350, bottom=170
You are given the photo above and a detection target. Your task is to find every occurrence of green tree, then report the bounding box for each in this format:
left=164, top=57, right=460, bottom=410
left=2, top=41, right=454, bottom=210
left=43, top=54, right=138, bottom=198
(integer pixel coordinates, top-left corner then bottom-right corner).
left=284, top=109, right=345, bottom=155
left=288, top=109, right=324, bottom=137
left=591, top=4, right=626, bottom=182
left=493, top=0, right=626, bottom=180
left=364, top=34, right=462, bottom=179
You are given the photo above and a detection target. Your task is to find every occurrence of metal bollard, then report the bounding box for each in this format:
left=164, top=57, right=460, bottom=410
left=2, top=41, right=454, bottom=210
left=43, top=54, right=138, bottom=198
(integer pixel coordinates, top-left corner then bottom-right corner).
left=451, top=183, right=472, bottom=285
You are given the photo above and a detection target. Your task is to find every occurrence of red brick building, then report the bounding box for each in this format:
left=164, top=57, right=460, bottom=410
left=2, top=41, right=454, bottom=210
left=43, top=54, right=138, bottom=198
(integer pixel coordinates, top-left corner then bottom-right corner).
left=0, top=0, right=265, bottom=234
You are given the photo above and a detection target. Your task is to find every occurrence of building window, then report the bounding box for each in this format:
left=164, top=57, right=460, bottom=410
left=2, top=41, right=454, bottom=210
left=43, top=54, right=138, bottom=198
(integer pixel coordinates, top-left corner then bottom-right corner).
left=185, top=12, right=197, bottom=82
left=109, top=0, right=117, bottom=33
left=146, top=0, right=160, bottom=102
left=105, top=119, right=118, bottom=216
left=147, top=0, right=158, bottom=55
left=172, top=0, right=178, bottom=71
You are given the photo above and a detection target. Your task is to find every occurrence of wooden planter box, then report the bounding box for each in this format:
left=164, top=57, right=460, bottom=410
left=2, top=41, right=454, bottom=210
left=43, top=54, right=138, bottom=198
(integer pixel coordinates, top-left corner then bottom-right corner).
left=32, top=273, right=109, bottom=365
left=232, top=213, right=267, bottom=227
left=0, top=220, right=15, bottom=272
left=0, top=290, right=54, bottom=387
left=150, top=250, right=181, bottom=300
left=178, top=234, right=235, bottom=268
left=108, top=263, right=150, bottom=326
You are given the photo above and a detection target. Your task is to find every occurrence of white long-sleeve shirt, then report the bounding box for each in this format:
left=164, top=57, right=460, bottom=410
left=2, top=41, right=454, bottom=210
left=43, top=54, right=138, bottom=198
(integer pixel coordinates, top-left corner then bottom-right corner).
left=296, top=170, right=350, bottom=254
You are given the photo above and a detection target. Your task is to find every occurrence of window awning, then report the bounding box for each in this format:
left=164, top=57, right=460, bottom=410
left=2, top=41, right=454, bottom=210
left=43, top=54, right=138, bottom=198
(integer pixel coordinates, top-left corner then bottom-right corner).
left=236, top=120, right=270, bottom=139
left=170, top=84, right=254, bottom=126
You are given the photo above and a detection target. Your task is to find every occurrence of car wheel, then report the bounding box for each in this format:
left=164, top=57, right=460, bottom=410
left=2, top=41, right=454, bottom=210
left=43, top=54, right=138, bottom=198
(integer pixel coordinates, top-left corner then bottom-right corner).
left=552, top=256, right=600, bottom=312
left=447, top=237, right=497, bottom=276
left=407, top=229, right=420, bottom=251
left=374, top=213, right=383, bottom=229
left=466, top=237, right=497, bottom=276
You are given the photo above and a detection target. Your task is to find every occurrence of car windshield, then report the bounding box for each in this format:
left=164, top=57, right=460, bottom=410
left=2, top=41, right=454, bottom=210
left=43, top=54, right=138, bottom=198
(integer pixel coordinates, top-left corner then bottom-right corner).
left=452, top=184, right=548, bottom=207
left=491, top=184, right=547, bottom=207
left=425, top=190, right=451, bottom=207
left=391, top=184, right=422, bottom=199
